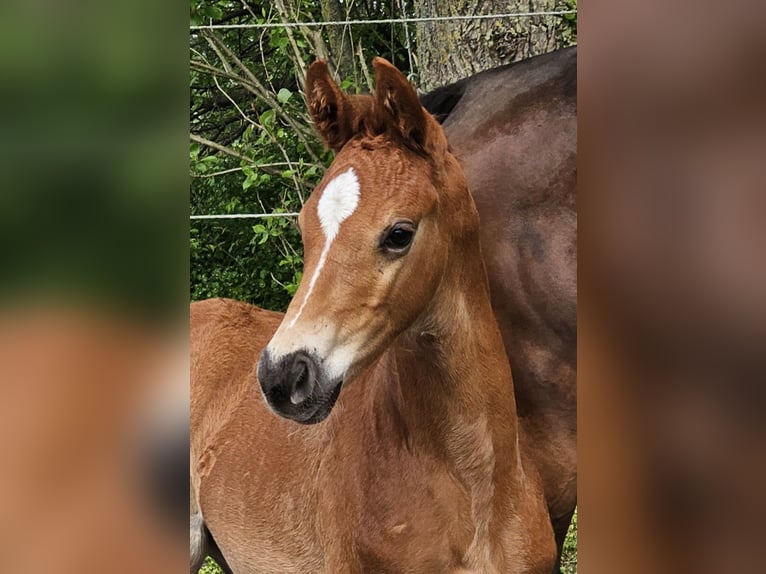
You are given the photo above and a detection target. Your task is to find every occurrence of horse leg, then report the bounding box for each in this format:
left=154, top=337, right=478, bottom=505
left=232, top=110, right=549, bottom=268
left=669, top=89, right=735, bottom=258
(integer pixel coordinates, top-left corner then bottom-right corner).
left=190, top=512, right=234, bottom=574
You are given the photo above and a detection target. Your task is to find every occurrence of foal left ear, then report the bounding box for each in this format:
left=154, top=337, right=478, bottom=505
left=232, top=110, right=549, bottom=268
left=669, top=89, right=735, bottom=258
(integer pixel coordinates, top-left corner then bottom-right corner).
left=372, top=57, right=430, bottom=151
left=306, top=60, right=355, bottom=152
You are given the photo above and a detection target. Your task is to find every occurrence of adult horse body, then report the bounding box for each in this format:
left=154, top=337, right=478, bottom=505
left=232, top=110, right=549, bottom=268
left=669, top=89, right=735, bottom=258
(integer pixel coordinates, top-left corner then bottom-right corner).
left=191, top=58, right=556, bottom=573
left=421, top=47, right=577, bottom=556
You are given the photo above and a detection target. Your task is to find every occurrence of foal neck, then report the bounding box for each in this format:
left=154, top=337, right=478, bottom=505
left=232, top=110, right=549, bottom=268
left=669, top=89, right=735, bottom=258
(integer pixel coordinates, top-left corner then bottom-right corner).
left=369, top=230, right=524, bottom=570
left=389, top=229, right=521, bottom=472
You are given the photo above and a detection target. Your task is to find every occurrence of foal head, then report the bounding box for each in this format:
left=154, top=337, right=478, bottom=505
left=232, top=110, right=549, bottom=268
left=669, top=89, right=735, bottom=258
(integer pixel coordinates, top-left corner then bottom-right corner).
left=257, top=58, right=479, bottom=424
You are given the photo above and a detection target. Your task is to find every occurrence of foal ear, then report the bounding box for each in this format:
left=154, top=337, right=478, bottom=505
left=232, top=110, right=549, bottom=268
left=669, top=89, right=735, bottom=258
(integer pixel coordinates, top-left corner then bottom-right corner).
left=305, top=60, right=355, bottom=152
left=372, top=57, right=429, bottom=150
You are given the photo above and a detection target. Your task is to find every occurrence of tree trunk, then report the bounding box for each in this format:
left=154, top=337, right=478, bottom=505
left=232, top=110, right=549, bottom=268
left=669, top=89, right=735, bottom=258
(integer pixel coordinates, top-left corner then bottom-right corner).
left=319, top=0, right=357, bottom=83
left=414, top=0, right=573, bottom=92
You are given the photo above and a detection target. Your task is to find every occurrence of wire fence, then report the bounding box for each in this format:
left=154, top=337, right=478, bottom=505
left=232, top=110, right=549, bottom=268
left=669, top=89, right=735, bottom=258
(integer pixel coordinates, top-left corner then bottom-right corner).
left=190, top=213, right=300, bottom=220
left=190, top=8, right=577, bottom=222
left=189, top=11, right=576, bottom=31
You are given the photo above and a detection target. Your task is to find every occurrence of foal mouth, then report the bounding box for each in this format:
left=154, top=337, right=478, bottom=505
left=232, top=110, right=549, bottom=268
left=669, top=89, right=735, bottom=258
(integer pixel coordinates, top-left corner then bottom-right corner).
left=287, top=378, right=343, bottom=425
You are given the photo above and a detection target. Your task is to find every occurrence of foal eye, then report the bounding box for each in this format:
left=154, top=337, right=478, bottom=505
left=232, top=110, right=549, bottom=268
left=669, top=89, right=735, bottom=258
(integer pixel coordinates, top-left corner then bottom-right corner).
left=381, top=222, right=416, bottom=253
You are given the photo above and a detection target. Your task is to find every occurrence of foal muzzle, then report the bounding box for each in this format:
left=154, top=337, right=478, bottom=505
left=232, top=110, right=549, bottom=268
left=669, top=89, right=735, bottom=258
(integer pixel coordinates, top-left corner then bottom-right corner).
left=256, top=348, right=342, bottom=424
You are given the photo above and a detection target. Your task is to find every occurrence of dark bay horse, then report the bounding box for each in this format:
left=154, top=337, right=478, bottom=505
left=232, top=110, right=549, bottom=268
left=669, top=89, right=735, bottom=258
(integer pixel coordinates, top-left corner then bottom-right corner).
left=421, top=47, right=577, bottom=563
left=191, top=58, right=557, bottom=572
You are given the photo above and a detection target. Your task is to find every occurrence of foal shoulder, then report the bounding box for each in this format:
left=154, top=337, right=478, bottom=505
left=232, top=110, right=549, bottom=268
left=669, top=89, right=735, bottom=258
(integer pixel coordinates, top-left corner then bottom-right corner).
left=190, top=298, right=283, bottom=455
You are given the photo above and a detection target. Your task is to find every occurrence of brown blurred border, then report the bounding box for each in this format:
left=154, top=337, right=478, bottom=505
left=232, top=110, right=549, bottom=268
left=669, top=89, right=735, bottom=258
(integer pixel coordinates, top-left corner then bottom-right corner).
left=579, top=1, right=766, bottom=572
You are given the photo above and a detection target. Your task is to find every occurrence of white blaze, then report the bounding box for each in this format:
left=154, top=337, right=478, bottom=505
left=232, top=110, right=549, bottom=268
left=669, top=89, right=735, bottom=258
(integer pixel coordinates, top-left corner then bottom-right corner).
left=317, top=169, right=360, bottom=241
left=287, top=168, right=360, bottom=328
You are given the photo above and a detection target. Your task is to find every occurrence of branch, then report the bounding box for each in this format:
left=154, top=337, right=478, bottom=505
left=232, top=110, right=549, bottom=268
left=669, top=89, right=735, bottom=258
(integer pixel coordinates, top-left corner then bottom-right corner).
left=271, top=0, right=308, bottom=88
left=201, top=31, right=321, bottom=163
left=357, top=40, right=373, bottom=91
left=191, top=163, right=311, bottom=179
left=191, top=133, right=252, bottom=164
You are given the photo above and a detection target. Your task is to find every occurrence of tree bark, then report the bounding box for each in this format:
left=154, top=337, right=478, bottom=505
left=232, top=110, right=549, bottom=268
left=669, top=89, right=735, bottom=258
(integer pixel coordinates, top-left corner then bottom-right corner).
left=414, top=0, right=573, bottom=92
left=319, top=0, right=357, bottom=83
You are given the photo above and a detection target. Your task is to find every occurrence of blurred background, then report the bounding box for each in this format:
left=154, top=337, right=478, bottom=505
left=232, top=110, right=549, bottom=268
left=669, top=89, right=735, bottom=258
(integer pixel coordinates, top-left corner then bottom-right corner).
left=579, top=1, right=766, bottom=572
left=0, top=0, right=188, bottom=572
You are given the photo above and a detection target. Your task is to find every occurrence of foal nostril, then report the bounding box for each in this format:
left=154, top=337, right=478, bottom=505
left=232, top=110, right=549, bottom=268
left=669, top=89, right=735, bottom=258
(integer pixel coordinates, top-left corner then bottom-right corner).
left=289, top=356, right=316, bottom=405
left=257, top=349, right=320, bottom=411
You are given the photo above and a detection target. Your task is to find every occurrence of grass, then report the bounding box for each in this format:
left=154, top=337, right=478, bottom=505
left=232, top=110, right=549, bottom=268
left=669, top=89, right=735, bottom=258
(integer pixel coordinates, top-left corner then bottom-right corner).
left=199, top=508, right=578, bottom=573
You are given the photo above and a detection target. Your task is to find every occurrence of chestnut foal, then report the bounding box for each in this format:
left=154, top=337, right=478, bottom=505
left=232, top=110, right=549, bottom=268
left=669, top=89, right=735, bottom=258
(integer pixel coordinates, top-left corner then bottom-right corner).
left=191, top=58, right=556, bottom=573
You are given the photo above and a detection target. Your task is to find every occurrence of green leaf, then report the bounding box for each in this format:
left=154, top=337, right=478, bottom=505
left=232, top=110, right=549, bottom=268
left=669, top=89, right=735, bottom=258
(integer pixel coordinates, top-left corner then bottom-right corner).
left=271, top=36, right=288, bottom=50
left=260, top=109, right=275, bottom=127
left=277, top=88, right=292, bottom=104
left=305, top=165, right=318, bottom=178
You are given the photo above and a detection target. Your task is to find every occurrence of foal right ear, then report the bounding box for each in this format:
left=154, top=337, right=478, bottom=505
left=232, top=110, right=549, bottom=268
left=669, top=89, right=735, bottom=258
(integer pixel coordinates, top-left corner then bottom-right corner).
left=305, top=61, right=354, bottom=152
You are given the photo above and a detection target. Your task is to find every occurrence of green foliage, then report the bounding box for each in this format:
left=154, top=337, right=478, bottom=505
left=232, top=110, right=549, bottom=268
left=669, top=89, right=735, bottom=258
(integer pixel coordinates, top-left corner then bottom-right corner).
left=189, top=145, right=313, bottom=310
left=561, top=507, right=578, bottom=574
left=199, top=556, right=223, bottom=574
left=560, top=0, right=578, bottom=45
left=190, top=0, right=227, bottom=26
left=189, top=0, right=415, bottom=311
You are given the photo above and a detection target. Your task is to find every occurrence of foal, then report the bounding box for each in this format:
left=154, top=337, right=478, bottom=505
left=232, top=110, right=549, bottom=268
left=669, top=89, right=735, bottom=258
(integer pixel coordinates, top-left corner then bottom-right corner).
left=191, top=58, right=555, bottom=573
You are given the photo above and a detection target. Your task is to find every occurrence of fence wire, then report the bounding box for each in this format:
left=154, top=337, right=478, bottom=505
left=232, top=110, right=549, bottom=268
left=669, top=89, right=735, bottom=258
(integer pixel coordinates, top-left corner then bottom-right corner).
left=189, top=11, right=576, bottom=31
left=191, top=213, right=299, bottom=220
